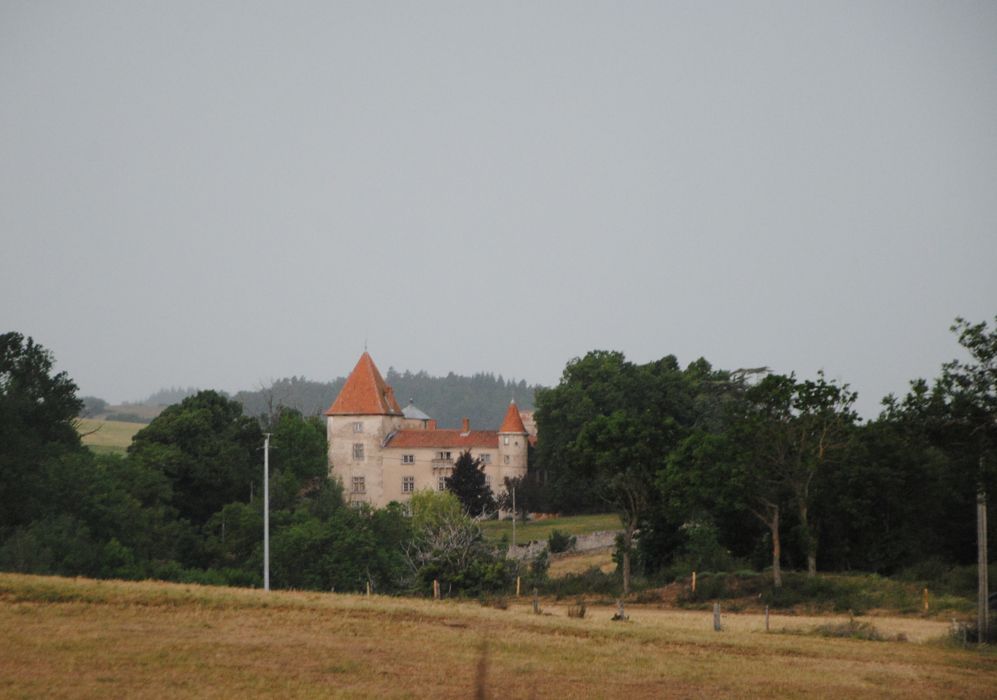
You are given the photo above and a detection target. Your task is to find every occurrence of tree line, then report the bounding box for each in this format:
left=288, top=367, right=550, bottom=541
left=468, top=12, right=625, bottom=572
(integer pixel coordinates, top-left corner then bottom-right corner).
left=0, top=333, right=526, bottom=595
left=525, top=317, right=996, bottom=593
left=2, top=318, right=994, bottom=598
left=232, top=369, right=538, bottom=429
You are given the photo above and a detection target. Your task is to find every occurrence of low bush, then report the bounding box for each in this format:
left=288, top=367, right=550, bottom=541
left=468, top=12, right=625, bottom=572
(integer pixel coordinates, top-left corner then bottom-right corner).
left=547, top=530, right=576, bottom=554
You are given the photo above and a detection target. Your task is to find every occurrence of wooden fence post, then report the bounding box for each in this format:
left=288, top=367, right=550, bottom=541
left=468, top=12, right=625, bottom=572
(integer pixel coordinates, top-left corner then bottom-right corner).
left=691, top=571, right=697, bottom=593
left=765, top=606, right=769, bottom=632
left=713, top=602, right=721, bottom=632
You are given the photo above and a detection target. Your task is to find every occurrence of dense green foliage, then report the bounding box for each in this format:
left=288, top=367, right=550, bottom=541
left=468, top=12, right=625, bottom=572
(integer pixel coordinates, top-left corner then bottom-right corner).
left=404, top=490, right=514, bottom=595
left=536, top=317, right=997, bottom=586
left=2, top=317, right=995, bottom=602
left=445, top=450, right=495, bottom=516
left=0, top=335, right=516, bottom=596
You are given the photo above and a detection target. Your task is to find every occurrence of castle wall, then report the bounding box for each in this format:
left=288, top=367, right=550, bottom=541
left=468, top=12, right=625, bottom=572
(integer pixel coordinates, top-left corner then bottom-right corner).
left=377, top=445, right=516, bottom=504
left=327, top=413, right=401, bottom=507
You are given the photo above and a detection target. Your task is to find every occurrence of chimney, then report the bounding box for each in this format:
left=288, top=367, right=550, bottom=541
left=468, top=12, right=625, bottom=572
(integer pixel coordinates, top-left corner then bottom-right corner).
left=461, top=418, right=470, bottom=434
left=428, top=419, right=437, bottom=431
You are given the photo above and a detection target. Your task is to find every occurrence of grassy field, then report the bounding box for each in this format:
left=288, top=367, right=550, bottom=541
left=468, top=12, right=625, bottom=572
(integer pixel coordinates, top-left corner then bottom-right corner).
left=480, top=513, right=621, bottom=543
left=1, top=573, right=993, bottom=699
left=549, top=547, right=617, bottom=577
left=76, top=418, right=143, bottom=455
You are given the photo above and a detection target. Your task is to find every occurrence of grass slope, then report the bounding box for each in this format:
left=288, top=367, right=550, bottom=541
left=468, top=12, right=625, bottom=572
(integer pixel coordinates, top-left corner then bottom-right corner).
left=76, top=419, right=143, bottom=455
left=480, top=513, right=621, bottom=543
left=1, top=574, right=993, bottom=699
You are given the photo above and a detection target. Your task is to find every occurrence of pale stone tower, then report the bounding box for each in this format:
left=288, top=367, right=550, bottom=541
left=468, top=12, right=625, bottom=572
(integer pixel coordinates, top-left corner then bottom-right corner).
left=324, top=352, right=403, bottom=506
left=496, top=400, right=529, bottom=485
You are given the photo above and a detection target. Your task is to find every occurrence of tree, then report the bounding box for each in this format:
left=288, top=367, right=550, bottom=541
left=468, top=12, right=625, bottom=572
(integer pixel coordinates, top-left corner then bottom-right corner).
left=265, top=408, right=329, bottom=511
left=0, top=332, right=84, bottom=530
left=128, top=391, right=262, bottom=526
left=404, top=490, right=511, bottom=595
left=941, top=316, right=997, bottom=494
left=499, top=472, right=549, bottom=521
left=534, top=351, right=630, bottom=513
left=79, top=396, right=108, bottom=418
left=736, top=372, right=856, bottom=578
left=665, top=426, right=788, bottom=586
left=577, top=410, right=657, bottom=595
left=445, top=450, right=494, bottom=517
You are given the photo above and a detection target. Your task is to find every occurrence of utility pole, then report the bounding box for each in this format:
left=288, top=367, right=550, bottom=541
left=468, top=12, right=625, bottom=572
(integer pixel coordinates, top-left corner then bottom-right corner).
left=264, top=433, right=271, bottom=592
left=978, top=489, right=989, bottom=644
left=512, top=486, right=516, bottom=549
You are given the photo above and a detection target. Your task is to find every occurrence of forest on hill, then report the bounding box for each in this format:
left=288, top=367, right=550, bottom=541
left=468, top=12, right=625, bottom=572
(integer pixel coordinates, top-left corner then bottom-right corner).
left=87, top=369, right=540, bottom=429
left=232, top=369, right=539, bottom=429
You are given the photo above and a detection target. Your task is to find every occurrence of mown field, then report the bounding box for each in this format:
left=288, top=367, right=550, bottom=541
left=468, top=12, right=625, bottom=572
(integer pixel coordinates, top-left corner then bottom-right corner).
left=480, top=513, right=621, bottom=543
left=1, top=573, right=993, bottom=699
left=76, top=418, right=143, bottom=455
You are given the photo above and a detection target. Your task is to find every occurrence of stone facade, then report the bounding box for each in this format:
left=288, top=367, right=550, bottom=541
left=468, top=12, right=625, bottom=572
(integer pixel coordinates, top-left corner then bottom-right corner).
left=325, top=353, right=530, bottom=509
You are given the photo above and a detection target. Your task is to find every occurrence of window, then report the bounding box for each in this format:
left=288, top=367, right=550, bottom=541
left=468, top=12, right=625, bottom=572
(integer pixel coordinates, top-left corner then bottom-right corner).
left=402, top=454, right=415, bottom=464
left=503, top=436, right=510, bottom=445
left=504, top=455, right=510, bottom=465
left=352, top=476, right=366, bottom=493
left=436, top=451, right=452, bottom=461
left=485, top=474, right=492, bottom=487
left=353, top=443, right=364, bottom=461
left=402, top=476, right=415, bottom=493
left=438, top=476, right=447, bottom=491
left=353, top=422, right=363, bottom=433
left=479, top=453, right=491, bottom=464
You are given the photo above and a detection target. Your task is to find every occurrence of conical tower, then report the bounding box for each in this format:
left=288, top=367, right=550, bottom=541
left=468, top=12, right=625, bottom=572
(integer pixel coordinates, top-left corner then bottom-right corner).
left=497, top=400, right=529, bottom=484
left=324, top=352, right=402, bottom=505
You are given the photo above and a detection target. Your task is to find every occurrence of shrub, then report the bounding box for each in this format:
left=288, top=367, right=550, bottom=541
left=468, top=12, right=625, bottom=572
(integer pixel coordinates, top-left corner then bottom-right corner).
left=548, top=529, right=576, bottom=554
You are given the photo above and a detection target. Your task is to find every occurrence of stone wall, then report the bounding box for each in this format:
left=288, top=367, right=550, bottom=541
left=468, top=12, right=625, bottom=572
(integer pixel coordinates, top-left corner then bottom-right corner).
left=506, top=529, right=621, bottom=560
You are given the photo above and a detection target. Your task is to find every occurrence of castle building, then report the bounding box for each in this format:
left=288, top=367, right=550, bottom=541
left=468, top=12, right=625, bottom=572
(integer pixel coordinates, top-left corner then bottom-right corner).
left=324, top=352, right=529, bottom=508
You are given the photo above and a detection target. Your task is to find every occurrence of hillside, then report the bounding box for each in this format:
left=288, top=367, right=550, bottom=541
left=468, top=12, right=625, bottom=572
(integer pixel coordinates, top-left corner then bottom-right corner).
left=76, top=418, right=143, bottom=455
left=1, top=574, right=993, bottom=698
left=233, top=369, right=540, bottom=428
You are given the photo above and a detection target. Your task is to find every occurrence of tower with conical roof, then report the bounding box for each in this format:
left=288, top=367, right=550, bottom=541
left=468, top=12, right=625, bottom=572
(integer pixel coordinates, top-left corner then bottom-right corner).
left=497, top=400, right=529, bottom=485
left=324, top=352, right=403, bottom=506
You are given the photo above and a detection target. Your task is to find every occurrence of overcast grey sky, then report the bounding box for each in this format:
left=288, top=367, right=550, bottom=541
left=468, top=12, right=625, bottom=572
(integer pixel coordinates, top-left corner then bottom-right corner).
left=1, top=1, right=995, bottom=417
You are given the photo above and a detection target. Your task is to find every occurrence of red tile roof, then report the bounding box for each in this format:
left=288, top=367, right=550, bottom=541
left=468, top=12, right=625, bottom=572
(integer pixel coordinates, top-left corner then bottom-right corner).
left=324, top=352, right=403, bottom=416
left=386, top=430, right=499, bottom=449
left=499, top=401, right=528, bottom=433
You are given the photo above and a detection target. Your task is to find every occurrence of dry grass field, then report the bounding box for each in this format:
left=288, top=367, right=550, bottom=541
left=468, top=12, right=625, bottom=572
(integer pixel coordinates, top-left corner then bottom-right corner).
left=76, top=419, right=143, bottom=455
left=549, top=547, right=617, bottom=577
left=1, top=573, right=993, bottom=699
